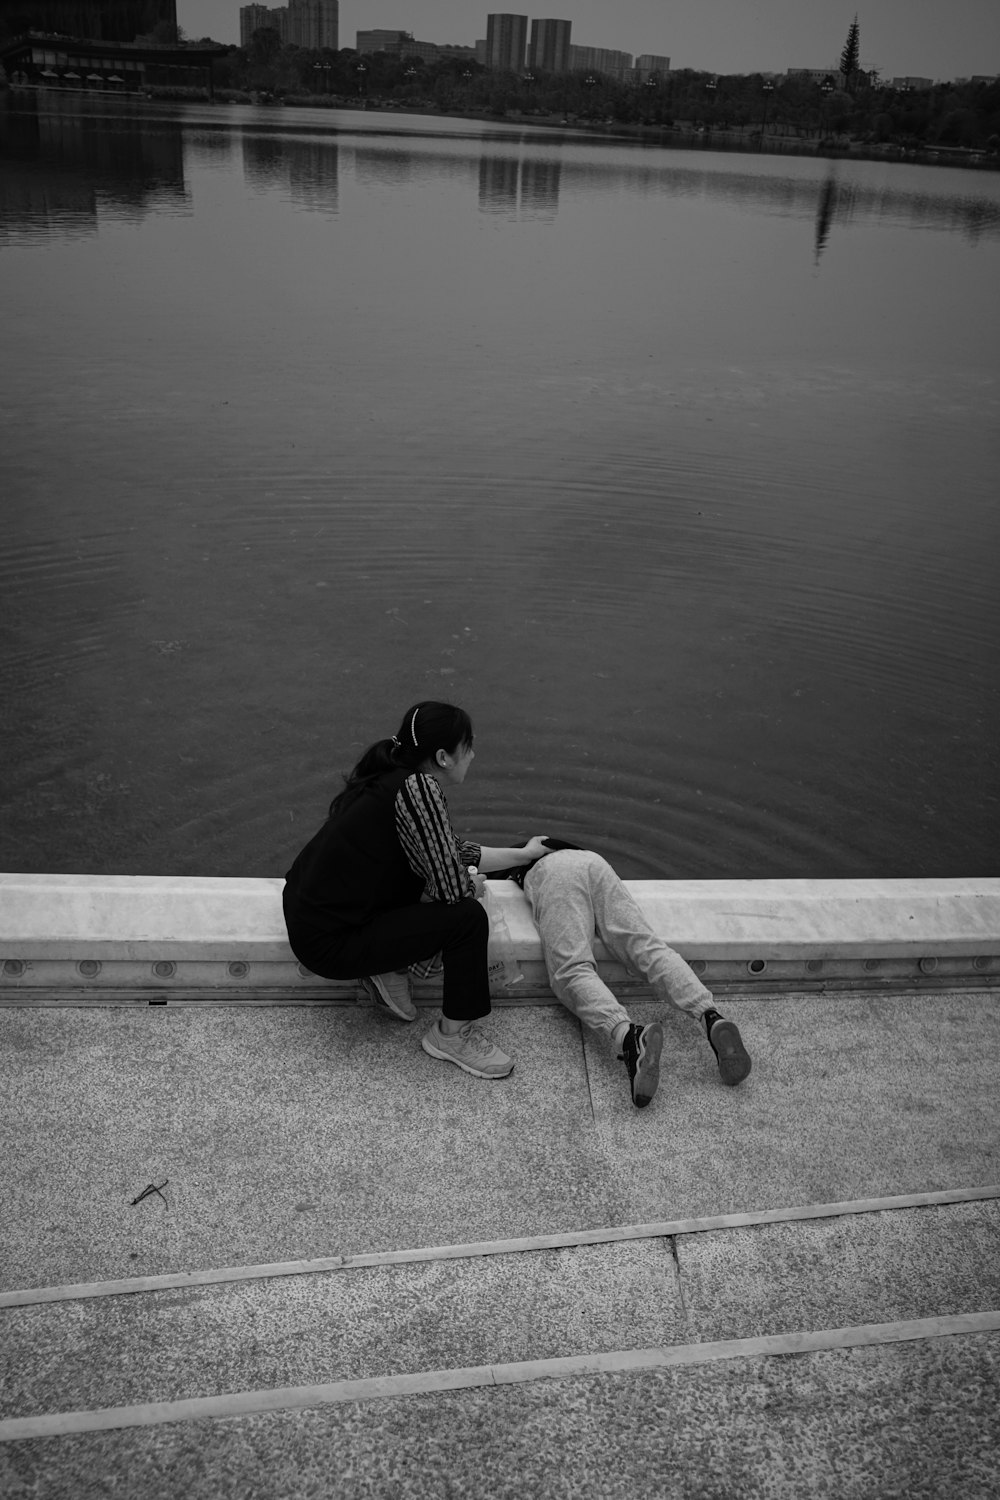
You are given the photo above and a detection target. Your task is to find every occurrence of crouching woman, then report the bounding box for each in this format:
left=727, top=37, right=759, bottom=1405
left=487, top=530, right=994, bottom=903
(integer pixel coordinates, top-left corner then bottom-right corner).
left=282, top=700, right=549, bottom=1080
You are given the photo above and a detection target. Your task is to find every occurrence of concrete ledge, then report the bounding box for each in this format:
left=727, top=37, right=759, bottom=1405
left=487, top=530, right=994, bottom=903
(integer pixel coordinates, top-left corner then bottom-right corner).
left=1, top=873, right=999, bottom=1001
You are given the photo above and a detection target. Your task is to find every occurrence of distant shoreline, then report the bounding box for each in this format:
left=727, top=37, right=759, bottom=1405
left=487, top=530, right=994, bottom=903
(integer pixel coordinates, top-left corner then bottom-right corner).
left=231, top=92, right=1000, bottom=171
left=395, top=105, right=1000, bottom=170
left=6, top=83, right=999, bottom=171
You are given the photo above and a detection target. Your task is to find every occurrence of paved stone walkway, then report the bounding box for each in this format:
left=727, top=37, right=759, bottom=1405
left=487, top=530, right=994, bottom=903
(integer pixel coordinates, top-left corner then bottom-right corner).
left=1, top=991, right=998, bottom=1496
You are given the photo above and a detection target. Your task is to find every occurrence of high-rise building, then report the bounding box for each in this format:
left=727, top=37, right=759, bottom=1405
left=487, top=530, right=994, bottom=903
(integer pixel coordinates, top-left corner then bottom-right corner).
left=284, top=0, right=337, bottom=48
left=356, top=28, right=406, bottom=52
left=569, top=44, right=632, bottom=80
left=527, top=17, right=571, bottom=74
left=634, top=54, right=670, bottom=78
left=356, top=28, right=437, bottom=60
left=485, top=13, right=527, bottom=72
left=0, top=0, right=177, bottom=40
left=239, top=0, right=337, bottom=49
left=240, top=4, right=275, bottom=45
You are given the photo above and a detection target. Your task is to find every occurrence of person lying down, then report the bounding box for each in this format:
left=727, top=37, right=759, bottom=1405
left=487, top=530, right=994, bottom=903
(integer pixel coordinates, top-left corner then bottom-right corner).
left=492, top=839, right=752, bottom=1109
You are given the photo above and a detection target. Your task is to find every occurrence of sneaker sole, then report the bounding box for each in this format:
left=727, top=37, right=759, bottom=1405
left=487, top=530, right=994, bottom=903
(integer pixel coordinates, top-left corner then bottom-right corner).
left=361, top=977, right=417, bottom=1022
left=632, top=1022, right=663, bottom=1107
left=710, top=1021, right=752, bottom=1086
left=421, top=1033, right=514, bottom=1079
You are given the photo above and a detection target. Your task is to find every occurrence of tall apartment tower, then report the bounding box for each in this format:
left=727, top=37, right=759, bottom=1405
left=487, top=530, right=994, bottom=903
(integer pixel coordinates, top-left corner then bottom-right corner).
left=485, top=14, right=528, bottom=71
left=635, top=54, right=671, bottom=78
left=240, top=5, right=275, bottom=45
left=569, top=45, right=632, bottom=80
left=527, top=18, right=571, bottom=74
left=240, top=1, right=338, bottom=48
left=285, top=0, right=338, bottom=49
left=0, top=0, right=177, bottom=39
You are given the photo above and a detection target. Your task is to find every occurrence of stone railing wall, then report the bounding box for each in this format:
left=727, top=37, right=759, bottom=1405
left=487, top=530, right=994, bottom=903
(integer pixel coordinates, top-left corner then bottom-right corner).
left=1, top=874, right=998, bottom=1003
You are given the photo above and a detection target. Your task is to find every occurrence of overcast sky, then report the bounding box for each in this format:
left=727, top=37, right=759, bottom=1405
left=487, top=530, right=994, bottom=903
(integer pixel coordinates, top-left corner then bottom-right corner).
left=177, top=0, right=999, bottom=80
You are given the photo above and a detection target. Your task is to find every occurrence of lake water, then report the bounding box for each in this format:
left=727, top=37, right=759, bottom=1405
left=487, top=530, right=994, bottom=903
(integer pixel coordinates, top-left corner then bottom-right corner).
left=2, top=94, right=998, bottom=880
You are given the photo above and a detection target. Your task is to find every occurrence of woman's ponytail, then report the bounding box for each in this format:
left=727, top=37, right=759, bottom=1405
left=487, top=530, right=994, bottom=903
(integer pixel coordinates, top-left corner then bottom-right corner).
left=328, top=702, right=473, bottom=816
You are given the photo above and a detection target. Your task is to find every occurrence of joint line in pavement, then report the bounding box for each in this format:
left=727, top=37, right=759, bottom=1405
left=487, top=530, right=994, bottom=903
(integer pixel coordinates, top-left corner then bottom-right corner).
left=2, top=1185, right=998, bottom=1311
left=1, top=1310, right=998, bottom=1444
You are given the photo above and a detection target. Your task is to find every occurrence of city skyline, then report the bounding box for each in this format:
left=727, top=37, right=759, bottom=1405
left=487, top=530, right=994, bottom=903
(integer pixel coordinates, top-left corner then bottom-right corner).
left=182, top=0, right=999, bottom=79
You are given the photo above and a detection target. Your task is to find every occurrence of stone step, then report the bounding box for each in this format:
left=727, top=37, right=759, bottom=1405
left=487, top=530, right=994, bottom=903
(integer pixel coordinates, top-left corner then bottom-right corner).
left=3, top=1195, right=998, bottom=1433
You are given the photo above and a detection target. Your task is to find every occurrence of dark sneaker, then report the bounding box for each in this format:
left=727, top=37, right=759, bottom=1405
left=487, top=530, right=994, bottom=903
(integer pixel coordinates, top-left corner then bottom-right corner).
left=709, top=1018, right=752, bottom=1086
left=619, top=1022, right=663, bottom=1108
left=361, top=972, right=417, bottom=1022
left=421, top=1020, right=514, bottom=1079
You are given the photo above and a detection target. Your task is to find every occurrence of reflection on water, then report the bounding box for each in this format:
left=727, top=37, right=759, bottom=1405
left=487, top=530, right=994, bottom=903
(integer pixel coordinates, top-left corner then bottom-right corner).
left=814, top=173, right=838, bottom=264
left=479, top=154, right=518, bottom=214
left=241, top=132, right=338, bottom=212
left=2, top=97, right=999, bottom=880
left=0, top=93, right=187, bottom=241
left=520, top=157, right=561, bottom=216
left=479, top=154, right=561, bottom=216
left=354, top=145, right=412, bottom=187
left=5, top=93, right=998, bottom=247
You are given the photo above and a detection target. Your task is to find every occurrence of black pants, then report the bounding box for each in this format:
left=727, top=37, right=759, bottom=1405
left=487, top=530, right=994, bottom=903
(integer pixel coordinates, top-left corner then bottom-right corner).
left=284, top=894, right=491, bottom=1022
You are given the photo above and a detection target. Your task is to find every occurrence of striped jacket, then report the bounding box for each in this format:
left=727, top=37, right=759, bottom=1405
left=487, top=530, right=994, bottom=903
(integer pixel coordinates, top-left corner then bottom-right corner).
left=283, top=770, right=480, bottom=977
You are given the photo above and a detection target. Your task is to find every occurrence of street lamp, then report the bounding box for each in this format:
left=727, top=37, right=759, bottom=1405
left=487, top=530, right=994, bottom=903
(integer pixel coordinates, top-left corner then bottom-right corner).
left=703, top=75, right=717, bottom=132
left=312, top=60, right=332, bottom=94
left=758, top=78, right=774, bottom=151
left=582, top=73, right=598, bottom=117
left=818, top=75, right=834, bottom=138
left=355, top=60, right=368, bottom=100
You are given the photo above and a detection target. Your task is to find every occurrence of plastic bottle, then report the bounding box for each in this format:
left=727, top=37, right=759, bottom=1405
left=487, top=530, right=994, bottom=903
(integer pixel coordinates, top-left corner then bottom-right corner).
left=470, top=868, right=524, bottom=989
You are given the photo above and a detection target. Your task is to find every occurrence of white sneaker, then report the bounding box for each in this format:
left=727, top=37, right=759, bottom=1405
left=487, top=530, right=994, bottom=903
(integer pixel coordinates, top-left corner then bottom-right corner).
left=421, top=1019, right=514, bottom=1079
left=361, top=972, right=417, bottom=1021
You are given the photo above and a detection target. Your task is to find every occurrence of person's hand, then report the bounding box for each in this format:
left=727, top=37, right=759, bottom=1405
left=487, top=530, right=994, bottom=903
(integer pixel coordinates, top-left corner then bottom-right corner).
left=469, top=869, right=487, bottom=898
left=521, top=836, right=553, bottom=862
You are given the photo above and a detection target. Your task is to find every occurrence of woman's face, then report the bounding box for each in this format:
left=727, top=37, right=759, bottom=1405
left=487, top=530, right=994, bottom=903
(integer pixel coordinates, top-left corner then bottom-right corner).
left=438, top=739, right=475, bottom=785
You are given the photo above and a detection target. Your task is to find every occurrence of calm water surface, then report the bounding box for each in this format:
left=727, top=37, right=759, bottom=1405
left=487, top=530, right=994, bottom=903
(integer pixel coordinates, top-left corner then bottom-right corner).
left=2, top=95, right=998, bottom=879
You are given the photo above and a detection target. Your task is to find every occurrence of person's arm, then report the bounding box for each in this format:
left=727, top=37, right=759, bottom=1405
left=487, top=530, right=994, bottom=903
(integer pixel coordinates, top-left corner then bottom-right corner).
left=395, top=774, right=478, bottom=902
left=456, top=838, right=482, bottom=870
left=477, top=838, right=552, bottom=874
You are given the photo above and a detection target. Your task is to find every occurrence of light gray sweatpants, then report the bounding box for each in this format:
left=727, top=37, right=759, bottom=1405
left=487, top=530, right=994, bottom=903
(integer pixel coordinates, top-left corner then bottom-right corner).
left=523, top=850, right=713, bottom=1039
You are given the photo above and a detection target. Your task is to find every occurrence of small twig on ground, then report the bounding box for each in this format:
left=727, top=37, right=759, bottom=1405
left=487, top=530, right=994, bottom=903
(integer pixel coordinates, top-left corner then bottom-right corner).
left=130, top=1180, right=170, bottom=1207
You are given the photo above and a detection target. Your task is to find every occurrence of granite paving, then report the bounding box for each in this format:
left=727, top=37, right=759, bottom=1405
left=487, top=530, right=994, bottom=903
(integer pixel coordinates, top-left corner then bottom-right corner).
left=0, top=1237, right=687, bottom=1419
left=2, top=1334, right=997, bottom=1500
left=1, top=989, right=998, bottom=1497
left=2, top=992, right=998, bottom=1296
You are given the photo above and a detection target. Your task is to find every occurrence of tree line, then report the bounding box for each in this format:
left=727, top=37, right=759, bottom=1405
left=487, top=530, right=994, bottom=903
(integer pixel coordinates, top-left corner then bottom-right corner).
left=204, top=33, right=999, bottom=155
